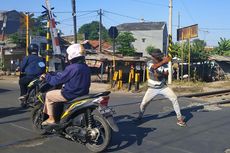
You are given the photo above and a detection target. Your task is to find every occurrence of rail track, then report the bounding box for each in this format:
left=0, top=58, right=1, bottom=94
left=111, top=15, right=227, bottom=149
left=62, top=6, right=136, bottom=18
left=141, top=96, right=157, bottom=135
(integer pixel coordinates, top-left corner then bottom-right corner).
left=181, top=89, right=230, bottom=105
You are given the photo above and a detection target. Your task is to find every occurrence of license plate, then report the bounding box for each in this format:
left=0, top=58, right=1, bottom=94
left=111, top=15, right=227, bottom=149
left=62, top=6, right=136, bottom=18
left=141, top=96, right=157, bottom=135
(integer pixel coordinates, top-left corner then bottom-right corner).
left=99, top=106, right=115, bottom=117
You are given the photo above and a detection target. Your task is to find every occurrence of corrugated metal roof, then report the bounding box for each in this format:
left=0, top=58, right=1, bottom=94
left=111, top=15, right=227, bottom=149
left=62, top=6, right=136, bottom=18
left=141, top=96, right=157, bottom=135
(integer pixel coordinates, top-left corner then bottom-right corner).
left=117, top=22, right=166, bottom=31
left=209, top=55, right=230, bottom=62
left=86, top=52, right=147, bottom=62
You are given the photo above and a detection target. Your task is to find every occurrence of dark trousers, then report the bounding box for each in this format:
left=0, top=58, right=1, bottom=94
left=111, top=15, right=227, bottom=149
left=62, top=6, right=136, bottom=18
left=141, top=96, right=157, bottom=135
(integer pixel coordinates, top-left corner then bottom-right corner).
left=19, top=76, right=34, bottom=96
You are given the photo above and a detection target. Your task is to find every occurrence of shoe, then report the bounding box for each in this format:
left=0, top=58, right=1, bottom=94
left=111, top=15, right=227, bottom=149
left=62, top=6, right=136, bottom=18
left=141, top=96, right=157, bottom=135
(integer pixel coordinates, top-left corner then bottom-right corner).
left=133, top=112, right=143, bottom=121
left=177, top=118, right=186, bottom=127
left=18, top=96, right=26, bottom=101
left=41, top=120, right=57, bottom=126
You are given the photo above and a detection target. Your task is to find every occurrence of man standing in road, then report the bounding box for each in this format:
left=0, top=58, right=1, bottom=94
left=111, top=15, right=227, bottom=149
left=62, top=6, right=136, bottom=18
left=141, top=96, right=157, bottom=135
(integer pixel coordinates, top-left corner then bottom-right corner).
left=136, top=49, right=186, bottom=127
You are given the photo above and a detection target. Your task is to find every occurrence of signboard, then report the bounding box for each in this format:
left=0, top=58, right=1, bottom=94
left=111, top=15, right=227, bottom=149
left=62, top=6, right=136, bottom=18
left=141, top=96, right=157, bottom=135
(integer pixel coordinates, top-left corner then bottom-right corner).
left=108, top=26, right=118, bottom=39
left=177, top=24, right=198, bottom=41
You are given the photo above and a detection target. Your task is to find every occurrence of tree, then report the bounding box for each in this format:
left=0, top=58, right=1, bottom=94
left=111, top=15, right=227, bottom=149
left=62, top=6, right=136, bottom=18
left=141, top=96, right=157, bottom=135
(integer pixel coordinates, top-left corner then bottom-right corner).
left=191, top=39, right=208, bottom=62
left=78, top=21, right=109, bottom=41
left=30, top=15, right=47, bottom=36
left=145, top=45, right=156, bottom=55
left=213, top=37, right=230, bottom=56
left=116, top=32, right=136, bottom=56
left=8, top=15, right=47, bottom=48
left=173, top=39, right=208, bottom=62
left=171, top=42, right=181, bottom=57
left=8, top=33, right=26, bottom=48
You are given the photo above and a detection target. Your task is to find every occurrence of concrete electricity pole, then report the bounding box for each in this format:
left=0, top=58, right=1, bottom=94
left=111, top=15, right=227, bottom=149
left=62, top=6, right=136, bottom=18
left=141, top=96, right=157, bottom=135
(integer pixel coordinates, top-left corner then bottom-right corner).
left=72, top=0, right=77, bottom=43
left=25, top=12, right=29, bottom=56
left=98, top=9, right=102, bottom=53
left=1, top=12, right=7, bottom=70
left=168, top=0, right=173, bottom=84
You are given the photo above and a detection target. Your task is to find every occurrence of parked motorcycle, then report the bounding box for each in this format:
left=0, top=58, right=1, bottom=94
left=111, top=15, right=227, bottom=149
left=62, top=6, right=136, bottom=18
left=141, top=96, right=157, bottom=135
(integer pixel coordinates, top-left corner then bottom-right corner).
left=31, top=80, right=119, bottom=152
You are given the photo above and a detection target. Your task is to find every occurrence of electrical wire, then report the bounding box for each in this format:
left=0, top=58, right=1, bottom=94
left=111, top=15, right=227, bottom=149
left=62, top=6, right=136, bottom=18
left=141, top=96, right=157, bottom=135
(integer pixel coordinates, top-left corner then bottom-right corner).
left=104, top=10, right=142, bottom=21
left=179, top=0, right=196, bottom=24
left=128, top=0, right=168, bottom=7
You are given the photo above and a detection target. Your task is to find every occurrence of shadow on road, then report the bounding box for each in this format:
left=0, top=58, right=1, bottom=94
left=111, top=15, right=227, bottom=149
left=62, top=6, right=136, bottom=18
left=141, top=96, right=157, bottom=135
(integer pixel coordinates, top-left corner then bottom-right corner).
left=156, top=105, right=205, bottom=123
left=132, top=105, right=206, bottom=126
left=0, top=88, right=11, bottom=94
left=0, top=107, right=28, bottom=119
left=106, top=115, right=157, bottom=152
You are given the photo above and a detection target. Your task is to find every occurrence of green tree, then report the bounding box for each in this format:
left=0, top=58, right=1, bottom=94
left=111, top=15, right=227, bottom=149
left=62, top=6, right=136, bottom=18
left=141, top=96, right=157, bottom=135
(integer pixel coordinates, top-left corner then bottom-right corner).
left=213, top=37, right=230, bottom=56
left=116, top=32, right=136, bottom=56
left=145, top=45, right=156, bottom=55
left=174, top=39, right=208, bottom=62
left=8, top=15, right=47, bottom=47
left=171, top=42, right=181, bottom=57
left=191, top=39, right=208, bottom=62
left=78, top=21, right=109, bottom=41
left=8, top=33, right=26, bottom=48
left=30, top=15, right=47, bottom=36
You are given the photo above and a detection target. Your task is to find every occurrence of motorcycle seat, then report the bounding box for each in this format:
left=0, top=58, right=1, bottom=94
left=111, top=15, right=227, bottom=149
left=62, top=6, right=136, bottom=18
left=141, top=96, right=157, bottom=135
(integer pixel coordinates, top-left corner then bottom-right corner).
left=66, top=91, right=111, bottom=104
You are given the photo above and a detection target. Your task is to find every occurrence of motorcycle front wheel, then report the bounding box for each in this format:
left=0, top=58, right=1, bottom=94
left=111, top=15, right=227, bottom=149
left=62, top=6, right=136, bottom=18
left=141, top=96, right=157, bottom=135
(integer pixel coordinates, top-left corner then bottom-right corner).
left=31, top=103, right=47, bottom=135
left=86, top=115, right=111, bottom=153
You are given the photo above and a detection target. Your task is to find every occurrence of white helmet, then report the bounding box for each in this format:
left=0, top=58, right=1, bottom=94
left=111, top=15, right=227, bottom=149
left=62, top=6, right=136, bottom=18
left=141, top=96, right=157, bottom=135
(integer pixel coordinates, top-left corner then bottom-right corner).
left=66, top=44, right=85, bottom=61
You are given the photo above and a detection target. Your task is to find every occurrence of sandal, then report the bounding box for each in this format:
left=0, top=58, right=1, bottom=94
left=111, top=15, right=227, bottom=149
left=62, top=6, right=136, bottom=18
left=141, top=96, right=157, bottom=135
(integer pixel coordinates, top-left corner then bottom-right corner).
left=41, top=120, right=57, bottom=126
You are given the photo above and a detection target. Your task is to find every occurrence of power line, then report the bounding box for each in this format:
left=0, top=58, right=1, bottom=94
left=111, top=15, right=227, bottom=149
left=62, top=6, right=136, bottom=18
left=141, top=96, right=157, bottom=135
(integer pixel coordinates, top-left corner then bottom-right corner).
left=104, top=10, right=142, bottom=21
left=179, top=0, right=196, bottom=23
left=128, top=0, right=168, bottom=7
left=200, top=28, right=230, bottom=31
left=17, top=10, right=98, bottom=14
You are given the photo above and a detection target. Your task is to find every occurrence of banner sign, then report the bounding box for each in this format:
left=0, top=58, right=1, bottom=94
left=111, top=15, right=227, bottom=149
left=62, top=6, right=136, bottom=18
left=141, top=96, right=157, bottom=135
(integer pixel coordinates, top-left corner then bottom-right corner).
left=177, top=24, right=198, bottom=41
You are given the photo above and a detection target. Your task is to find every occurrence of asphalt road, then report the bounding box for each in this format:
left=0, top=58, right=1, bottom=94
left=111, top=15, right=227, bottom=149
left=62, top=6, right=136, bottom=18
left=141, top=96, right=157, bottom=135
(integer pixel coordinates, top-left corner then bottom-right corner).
left=0, top=80, right=230, bottom=153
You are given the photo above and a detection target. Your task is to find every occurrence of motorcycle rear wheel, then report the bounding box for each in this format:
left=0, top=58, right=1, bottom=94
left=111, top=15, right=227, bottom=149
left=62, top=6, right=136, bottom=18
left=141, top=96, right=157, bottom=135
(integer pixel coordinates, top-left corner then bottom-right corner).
left=86, top=115, right=111, bottom=153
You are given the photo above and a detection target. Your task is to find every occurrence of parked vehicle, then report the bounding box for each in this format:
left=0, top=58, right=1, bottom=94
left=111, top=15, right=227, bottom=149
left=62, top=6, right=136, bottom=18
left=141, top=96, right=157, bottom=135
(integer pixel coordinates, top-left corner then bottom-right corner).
left=31, top=80, right=118, bottom=152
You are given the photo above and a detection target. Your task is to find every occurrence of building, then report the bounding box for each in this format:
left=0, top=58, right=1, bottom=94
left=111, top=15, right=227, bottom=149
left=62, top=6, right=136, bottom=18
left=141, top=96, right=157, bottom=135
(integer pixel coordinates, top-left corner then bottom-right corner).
left=0, top=10, right=21, bottom=40
left=117, top=21, right=168, bottom=57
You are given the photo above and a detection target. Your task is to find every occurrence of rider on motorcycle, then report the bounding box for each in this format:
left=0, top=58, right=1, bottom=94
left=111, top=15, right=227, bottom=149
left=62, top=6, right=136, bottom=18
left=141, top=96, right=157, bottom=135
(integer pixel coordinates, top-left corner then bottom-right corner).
left=40, top=43, right=91, bottom=126
left=18, top=43, right=45, bottom=103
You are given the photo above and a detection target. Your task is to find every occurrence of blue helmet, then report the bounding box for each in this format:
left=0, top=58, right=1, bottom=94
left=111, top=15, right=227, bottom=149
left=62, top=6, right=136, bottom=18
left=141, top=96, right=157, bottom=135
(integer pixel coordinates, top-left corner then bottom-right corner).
left=28, top=43, right=39, bottom=55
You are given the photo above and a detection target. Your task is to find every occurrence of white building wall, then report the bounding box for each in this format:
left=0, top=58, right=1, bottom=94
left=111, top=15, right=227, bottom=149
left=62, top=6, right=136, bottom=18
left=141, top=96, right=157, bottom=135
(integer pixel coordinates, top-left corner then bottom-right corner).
left=131, top=30, right=164, bottom=57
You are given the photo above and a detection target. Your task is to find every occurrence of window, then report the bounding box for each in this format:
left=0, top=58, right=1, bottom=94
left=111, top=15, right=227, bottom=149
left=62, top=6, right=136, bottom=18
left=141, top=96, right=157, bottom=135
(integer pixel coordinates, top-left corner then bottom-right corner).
left=142, top=38, right=146, bottom=43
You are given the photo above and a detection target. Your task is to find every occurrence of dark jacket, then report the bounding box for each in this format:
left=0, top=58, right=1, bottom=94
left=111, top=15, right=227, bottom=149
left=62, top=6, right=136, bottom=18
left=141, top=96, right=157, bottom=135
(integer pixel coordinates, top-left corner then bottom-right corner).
left=45, top=63, right=91, bottom=100
left=20, top=55, right=45, bottom=78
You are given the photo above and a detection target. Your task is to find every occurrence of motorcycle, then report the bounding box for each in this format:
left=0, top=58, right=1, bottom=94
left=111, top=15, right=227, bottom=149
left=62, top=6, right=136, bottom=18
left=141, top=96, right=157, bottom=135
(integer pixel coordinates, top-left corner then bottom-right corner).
left=31, top=80, right=119, bottom=153
left=20, top=79, right=40, bottom=108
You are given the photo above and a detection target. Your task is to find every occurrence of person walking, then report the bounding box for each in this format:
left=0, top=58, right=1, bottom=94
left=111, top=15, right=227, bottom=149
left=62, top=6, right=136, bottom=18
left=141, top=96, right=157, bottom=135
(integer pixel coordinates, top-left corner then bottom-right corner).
left=136, top=49, right=186, bottom=127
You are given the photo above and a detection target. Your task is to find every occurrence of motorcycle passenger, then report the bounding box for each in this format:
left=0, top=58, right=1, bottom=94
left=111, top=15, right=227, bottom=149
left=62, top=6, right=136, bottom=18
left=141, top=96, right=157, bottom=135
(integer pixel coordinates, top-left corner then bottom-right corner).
left=40, top=43, right=91, bottom=126
left=18, top=43, right=45, bottom=102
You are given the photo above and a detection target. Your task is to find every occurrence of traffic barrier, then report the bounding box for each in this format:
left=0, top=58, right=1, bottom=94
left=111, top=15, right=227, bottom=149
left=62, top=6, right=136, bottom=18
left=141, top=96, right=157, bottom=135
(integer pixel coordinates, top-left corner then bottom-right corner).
left=135, top=73, right=140, bottom=91
left=45, top=21, right=50, bottom=72
left=146, top=67, right=150, bottom=80
left=112, top=71, right=118, bottom=88
left=128, top=66, right=135, bottom=91
left=117, top=70, right=123, bottom=89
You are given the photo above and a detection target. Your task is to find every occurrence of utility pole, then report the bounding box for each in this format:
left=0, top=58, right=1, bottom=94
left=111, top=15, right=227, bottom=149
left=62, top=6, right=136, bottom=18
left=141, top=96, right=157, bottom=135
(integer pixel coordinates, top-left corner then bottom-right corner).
left=168, top=0, right=173, bottom=84
left=25, top=12, right=29, bottom=56
left=71, top=0, right=77, bottom=43
left=178, top=12, right=180, bottom=29
left=98, top=9, right=102, bottom=52
left=1, top=12, right=7, bottom=70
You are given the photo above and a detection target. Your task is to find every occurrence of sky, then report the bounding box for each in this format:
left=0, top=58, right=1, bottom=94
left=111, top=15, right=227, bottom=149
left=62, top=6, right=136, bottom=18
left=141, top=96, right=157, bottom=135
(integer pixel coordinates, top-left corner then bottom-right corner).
left=1, top=0, right=230, bottom=46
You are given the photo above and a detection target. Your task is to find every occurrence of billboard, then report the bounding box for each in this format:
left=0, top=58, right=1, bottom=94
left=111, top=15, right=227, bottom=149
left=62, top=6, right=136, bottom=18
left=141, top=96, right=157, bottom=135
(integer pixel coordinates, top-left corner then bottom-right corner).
left=177, top=24, right=198, bottom=41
